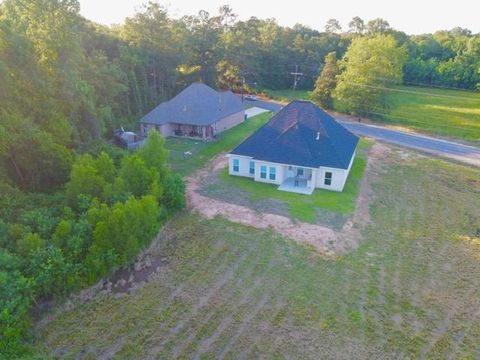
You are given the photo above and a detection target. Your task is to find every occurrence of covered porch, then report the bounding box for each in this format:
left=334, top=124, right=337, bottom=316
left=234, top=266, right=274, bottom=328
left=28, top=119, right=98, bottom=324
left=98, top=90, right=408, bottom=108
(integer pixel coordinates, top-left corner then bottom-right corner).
left=172, top=124, right=215, bottom=139
left=277, top=166, right=316, bottom=195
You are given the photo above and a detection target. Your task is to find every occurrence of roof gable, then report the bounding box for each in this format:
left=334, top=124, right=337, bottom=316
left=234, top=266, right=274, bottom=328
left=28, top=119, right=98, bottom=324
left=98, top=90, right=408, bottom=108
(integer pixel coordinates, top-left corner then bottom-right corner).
left=140, top=83, right=244, bottom=126
left=230, top=101, right=359, bottom=169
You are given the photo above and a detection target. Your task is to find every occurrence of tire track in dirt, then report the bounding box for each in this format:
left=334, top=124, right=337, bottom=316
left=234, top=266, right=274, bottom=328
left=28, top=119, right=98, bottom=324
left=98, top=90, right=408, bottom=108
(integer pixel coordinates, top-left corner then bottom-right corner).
left=338, top=266, right=354, bottom=331
left=193, top=249, right=279, bottom=359
left=173, top=247, right=278, bottom=358
left=140, top=245, right=246, bottom=351
left=189, top=258, right=279, bottom=359
left=420, top=287, right=477, bottom=358
left=146, top=249, right=252, bottom=357
left=419, top=236, right=478, bottom=357
left=239, top=300, right=287, bottom=359
left=217, top=293, right=273, bottom=360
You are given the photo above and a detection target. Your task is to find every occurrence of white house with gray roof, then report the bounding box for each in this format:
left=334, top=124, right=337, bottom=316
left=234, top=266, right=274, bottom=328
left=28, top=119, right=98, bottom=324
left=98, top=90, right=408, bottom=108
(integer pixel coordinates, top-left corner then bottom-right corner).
left=227, top=101, right=359, bottom=194
left=140, top=83, right=245, bottom=140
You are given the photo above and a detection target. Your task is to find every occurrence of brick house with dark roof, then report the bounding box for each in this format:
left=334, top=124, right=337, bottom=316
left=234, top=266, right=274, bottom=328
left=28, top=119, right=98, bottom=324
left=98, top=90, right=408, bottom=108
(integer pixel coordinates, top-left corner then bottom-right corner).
left=139, top=83, right=245, bottom=140
left=227, top=100, right=359, bottom=194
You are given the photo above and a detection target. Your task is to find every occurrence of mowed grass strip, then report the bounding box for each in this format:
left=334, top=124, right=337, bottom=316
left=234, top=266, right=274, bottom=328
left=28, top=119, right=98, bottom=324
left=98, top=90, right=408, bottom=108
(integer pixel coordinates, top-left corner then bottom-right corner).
left=34, top=151, right=480, bottom=359
left=267, top=86, right=480, bottom=142
left=164, top=112, right=272, bottom=177
left=264, top=89, right=312, bottom=103
left=385, top=86, right=480, bottom=142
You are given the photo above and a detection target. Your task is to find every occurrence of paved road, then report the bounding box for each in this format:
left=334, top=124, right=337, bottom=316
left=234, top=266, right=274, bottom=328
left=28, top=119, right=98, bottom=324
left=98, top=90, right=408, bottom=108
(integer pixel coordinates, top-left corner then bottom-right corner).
left=248, top=98, right=480, bottom=166
left=338, top=120, right=480, bottom=167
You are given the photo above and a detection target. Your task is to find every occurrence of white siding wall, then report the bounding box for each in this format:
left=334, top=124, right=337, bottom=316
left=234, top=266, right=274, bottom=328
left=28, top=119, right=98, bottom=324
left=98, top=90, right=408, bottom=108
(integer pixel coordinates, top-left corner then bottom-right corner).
left=228, top=150, right=356, bottom=193
left=228, top=156, right=253, bottom=178
left=315, top=151, right=356, bottom=192
left=315, top=167, right=348, bottom=192
left=228, top=157, right=286, bottom=185
left=253, top=161, right=284, bottom=185
left=347, top=150, right=356, bottom=171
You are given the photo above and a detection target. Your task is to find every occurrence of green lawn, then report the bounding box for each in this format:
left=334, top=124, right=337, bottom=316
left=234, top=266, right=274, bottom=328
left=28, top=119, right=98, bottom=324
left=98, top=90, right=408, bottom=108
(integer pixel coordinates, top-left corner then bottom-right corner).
left=264, top=89, right=312, bottom=103
left=164, top=112, right=272, bottom=177
left=205, top=139, right=372, bottom=224
left=34, top=151, right=480, bottom=358
left=266, top=86, right=480, bottom=143
left=384, top=86, right=480, bottom=142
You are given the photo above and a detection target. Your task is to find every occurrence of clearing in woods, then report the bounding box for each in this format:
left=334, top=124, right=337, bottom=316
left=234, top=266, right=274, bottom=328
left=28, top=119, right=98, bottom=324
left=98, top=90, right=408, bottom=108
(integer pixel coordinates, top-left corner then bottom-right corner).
left=34, top=146, right=480, bottom=359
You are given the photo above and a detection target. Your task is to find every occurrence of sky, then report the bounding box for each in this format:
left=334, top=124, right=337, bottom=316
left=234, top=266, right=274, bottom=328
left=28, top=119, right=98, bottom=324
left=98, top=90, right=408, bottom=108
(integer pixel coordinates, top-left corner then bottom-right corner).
left=78, top=0, right=480, bottom=35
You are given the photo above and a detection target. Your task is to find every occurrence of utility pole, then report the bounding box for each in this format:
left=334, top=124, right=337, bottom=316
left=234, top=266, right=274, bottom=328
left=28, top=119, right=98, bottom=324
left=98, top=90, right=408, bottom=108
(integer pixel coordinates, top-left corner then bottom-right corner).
left=240, top=76, right=245, bottom=102
left=290, top=64, right=303, bottom=91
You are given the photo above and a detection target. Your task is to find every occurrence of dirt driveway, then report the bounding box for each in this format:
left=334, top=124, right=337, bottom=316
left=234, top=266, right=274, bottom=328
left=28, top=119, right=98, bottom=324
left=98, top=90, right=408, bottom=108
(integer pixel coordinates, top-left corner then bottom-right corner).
left=185, top=143, right=389, bottom=256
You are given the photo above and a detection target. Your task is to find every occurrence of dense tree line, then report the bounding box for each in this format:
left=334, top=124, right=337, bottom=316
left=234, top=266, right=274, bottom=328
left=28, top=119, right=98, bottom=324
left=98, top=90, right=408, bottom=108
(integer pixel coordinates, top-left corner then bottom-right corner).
left=0, top=131, right=185, bottom=356
left=0, top=0, right=479, bottom=355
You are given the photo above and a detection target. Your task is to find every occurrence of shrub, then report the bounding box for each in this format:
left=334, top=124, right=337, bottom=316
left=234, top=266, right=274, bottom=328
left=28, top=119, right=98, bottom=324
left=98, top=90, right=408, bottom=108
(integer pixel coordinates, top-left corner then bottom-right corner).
left=163, top=174, right=186, bottom=210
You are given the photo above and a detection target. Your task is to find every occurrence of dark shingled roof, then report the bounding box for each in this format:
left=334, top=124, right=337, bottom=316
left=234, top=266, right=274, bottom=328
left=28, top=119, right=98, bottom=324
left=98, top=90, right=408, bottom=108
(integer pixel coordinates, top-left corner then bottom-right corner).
left=230, top=101, right=359, bottom=169
left=139, top=83, right=244, bottom=126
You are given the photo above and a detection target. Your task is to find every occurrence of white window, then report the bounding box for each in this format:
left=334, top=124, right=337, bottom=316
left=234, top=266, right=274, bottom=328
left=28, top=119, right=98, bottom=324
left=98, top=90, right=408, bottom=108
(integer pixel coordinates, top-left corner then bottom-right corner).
left=260, top=166, right=267, bottom=179
left=324, top=172, right=332, bottom=185
left=269, top=167, right=276, bottom=180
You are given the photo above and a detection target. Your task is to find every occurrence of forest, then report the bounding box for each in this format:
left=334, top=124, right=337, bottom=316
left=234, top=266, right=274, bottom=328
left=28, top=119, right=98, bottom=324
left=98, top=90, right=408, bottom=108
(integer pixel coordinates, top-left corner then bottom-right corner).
left=0, top=0, right=479, bottom=356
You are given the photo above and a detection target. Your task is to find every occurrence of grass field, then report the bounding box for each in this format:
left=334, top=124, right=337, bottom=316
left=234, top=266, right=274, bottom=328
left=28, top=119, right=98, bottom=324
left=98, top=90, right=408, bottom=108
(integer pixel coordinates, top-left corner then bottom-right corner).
left=198, top=139, right=372, bottom=225
left=164, top=112, right=272, bottom=177
left=34, top=149, right=480, bottom=359
left=264, top=89, right=312, bottom=103
left=266, top=86, right=480, bottom=143
left=383, top=86, right=480, bottom=142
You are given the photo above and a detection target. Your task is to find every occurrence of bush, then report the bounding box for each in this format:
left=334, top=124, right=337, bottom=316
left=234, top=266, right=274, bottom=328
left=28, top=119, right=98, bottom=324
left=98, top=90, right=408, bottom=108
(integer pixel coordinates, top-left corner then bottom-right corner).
left=16, top=233, right=45, bottom=256
left=66, top=154, right=107, bottom=205
left=26, top=246, right=81, bottom=299
left=0, top=250, right=34, bottom=357
left=89, top=195, right=160, bottom=267
left=163, top=174, right=186, bottom=210
left=115, top=154, right=162, bottom=199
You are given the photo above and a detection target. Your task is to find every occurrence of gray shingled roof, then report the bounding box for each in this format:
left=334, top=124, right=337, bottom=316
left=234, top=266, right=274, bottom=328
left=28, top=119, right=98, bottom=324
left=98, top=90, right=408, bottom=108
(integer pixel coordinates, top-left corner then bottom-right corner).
left=139, top=83, right=244, bottom=126
left=230, top=101, right=359, bottom=169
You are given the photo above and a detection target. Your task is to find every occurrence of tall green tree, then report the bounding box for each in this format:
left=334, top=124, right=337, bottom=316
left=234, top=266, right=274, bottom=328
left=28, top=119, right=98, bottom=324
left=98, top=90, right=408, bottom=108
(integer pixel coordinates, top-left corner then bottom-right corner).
left=325, top=19, right=342, bottom=34
left=136, top=130, right=170, bottom=180
left=366, top=18, right=391, bottom=34
left=66, top=154, right=108, bottom=205
left=313, top=52, right=339, bottom=109
left=348, top=17, right=365, bottom=34
left=334, top=35, right=407, bottom=115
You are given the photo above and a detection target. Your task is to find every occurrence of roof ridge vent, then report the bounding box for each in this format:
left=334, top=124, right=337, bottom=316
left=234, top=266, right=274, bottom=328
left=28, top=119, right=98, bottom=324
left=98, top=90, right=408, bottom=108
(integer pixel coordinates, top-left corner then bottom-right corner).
left=315, top=131, right=320, bottom=140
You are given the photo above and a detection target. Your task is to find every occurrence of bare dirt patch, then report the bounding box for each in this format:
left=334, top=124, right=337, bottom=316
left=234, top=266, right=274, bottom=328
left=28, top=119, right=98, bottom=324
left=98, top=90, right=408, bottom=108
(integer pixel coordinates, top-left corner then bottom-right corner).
left=185, top=142, right=390, bottom=256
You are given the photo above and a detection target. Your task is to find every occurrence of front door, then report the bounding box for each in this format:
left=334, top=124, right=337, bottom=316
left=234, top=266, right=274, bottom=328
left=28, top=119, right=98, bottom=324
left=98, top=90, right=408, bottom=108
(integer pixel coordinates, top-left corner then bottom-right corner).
left=287, top=165, right=294, bottom=178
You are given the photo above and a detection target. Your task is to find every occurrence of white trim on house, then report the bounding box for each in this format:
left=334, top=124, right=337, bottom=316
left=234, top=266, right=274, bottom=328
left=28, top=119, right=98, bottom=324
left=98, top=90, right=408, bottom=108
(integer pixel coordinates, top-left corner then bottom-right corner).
left=226, top=150, right=356, bottom=194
